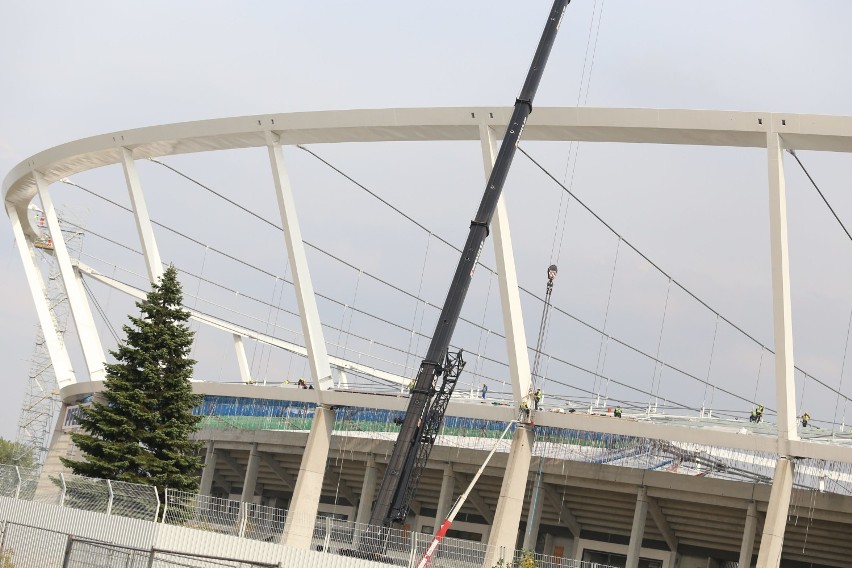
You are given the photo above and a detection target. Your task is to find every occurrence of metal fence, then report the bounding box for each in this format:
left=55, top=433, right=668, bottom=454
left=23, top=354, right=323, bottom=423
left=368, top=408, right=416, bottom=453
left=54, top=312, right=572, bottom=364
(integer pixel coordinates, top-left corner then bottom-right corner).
left=3, top=464, right=612, bottom=568
left=0, top=465, right=160, bottom=522
left=0, top=521, right=281, bottom=568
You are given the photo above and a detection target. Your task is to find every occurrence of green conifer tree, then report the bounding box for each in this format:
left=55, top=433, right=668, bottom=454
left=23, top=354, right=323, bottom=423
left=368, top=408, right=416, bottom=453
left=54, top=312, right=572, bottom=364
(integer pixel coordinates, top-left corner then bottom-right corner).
left=61, top=265, right=203, bottom=492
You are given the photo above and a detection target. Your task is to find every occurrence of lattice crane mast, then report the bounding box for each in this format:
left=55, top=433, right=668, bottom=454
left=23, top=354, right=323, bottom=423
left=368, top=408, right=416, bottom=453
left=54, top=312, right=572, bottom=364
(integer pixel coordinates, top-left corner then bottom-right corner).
left=368, top=0, right=572, bottom=529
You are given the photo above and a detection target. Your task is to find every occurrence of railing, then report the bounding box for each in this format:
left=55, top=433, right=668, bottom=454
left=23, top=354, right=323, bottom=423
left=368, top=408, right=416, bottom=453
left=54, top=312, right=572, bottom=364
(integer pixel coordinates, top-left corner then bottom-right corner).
left=1, top=464, right=611, bottom=568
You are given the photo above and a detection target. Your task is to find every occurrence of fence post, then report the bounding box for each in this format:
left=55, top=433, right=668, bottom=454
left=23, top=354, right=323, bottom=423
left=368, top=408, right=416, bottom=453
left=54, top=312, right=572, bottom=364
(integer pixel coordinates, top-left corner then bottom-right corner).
left=146, top=549, right=156, bottom=568
left=0, top=520, right=8, bottom=555
left=161, top=488, right=169, bottom=523
left=323, top=516, right=332, bottom=553
left=153, top=486, right=161, bottom=522
left=238, top=501, right=248, bottom=538
left=408, top=530, right=418, bottom=568
left=59, top=473, right=67, bottom=507
left=13, top=467, right=21, bottom=500
left=106, top=479, right=114, bottom=515
left=61, top=535, right=74, bottom=568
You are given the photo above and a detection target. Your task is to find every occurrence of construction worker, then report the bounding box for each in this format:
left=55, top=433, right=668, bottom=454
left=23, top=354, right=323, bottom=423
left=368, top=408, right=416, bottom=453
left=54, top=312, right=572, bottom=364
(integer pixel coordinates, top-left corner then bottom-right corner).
left=520, top=399, right=530, bottom=422
left=534, top=388, right=543, bottom=410
left=750, top=408, right=758, bottom=423
left=756, top=404, right=764, bottom=423
left=614, top=406, right=622, bottom=418
left=408, top=380, right=415, bottom=393
left=481, top=383, right=488, bottom=399
left=802, top=412, right=810, bottom=427
left=297, top=378, right=307, bottom=389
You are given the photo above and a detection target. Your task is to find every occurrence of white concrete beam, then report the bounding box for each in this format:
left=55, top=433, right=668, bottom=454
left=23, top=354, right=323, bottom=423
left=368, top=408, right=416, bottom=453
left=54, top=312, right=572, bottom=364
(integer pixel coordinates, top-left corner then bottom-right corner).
left=6, top=201, right=76, bottom=387
left=35, top=171, right=106, bottom=382
left=484, top=426, right=534, bottom=567
left=119, top=147, right=163, bottom=282
left=266, top=136, right=333, bottom=394
left=756, top=457, right=794, bottom=568
left=282, top=405, right=334, bottom=549
left=479, top=123, right=532, bottom=404
left=233, top=334, right=252, bottom=383
left=766, top=132, right=799, bottom=445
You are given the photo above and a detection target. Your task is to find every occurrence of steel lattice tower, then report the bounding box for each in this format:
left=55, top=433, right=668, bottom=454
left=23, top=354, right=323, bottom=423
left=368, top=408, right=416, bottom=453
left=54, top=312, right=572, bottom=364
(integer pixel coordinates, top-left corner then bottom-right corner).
left=15, top=211, right=85, bottom=467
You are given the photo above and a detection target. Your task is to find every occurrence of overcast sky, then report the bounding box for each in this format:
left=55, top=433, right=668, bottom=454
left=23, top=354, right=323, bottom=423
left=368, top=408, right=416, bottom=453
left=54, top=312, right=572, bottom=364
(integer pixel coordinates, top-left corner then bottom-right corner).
left=4, top=1, right=852, bottom=444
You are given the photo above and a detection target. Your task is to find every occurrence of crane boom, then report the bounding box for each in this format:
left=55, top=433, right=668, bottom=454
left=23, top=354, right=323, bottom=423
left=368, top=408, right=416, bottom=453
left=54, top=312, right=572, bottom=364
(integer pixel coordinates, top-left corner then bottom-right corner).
left=368, top=0, right=572, bottom=530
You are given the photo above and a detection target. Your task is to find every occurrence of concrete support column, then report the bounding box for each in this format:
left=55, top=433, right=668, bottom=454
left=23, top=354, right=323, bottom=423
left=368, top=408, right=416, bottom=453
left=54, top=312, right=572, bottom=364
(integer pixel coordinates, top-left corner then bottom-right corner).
left=434, top=464, right=455, bottom=534
left=479, top=124, right=533, bottom=403
left=739, top=501, right=758, bottom=568
left=756, top=457, right=794, bottom=568
left=356, top=455, right=377, bottom=527
left=570, top=536, right=581, bottom=561
left=241, top=443, right=260, bottom=502
left=282, top=405, right=335, bottom=548
left=626, top=487, right=649, bottom=568
left=353, top=454, right=377, bottom=545
left=543, top=533, right=553, bottom=557
left=35, top=172, right=106, bottom=382
left=199, top=441, right=217, bottom=496
left=119, top=147, right=163, bottom=282
left=5, top=201, right=76, bottom=388
left=233, top=335, right=252, bottom=383
left=522, top=467, right=545, bottom=551
left=483, top=426, right=534, bottom=568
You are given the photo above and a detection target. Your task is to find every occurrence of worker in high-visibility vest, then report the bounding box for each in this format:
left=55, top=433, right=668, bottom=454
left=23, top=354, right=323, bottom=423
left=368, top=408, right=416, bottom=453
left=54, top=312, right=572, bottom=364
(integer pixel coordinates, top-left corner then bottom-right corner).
left=534, top=388, right=543, bottom=410
left=520, top=399, right=531, bottom=422
left=802, top=412, right=810, bottom=427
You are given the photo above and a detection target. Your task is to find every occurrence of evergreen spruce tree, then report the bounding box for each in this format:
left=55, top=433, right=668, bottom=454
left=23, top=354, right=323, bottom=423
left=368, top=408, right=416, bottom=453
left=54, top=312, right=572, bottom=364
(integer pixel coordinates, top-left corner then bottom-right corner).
left=62, top=265, right=203, bottom=492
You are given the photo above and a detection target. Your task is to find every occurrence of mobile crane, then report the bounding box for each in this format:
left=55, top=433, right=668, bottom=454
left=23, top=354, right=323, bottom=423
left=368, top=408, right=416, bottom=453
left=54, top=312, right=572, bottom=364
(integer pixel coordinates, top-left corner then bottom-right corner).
left=366, top=0, right=572, bottom=542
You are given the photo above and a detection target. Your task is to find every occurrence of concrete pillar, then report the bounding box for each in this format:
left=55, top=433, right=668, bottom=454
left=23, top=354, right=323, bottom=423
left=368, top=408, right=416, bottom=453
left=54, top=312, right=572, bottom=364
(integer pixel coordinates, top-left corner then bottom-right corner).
left=522, top=467, right=545, bottom=551
left=6, top=201, right=75, bottom=388
left=241, top=443, right=260, bottom=502
left=434, top=464, right=455, bottom=534
left=756, top=457, right=794, bottom=568
left=35, top=171, right=106, bottom=382
left=626, top=487, right=648, bottom=568
left=543, top=533, right=553, bottom=557
left=199, top=441, right=217, bottom=496
left=739, top=501, right=758, bottom=568
left=570, top=535, right=582, bottom=560
left=353, top=454, right=377, bottom=547
left=483, top=426, right=534, bottom=568
left=282, top=405, right=335, bottom=548
left=355, top=455, right=377, bottom=526
left=479, top=124, right=533, bottom=403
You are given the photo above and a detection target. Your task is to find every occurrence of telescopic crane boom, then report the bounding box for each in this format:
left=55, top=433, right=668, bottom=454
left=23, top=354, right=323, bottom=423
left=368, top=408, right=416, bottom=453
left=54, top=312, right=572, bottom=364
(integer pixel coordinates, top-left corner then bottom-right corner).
left=368, top=0, right=572, bottom=530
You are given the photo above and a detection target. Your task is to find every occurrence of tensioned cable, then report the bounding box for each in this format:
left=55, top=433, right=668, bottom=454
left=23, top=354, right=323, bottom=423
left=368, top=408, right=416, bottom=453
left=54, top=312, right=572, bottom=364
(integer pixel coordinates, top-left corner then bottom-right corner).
left=144, top=157, right=804, bottom=411
left=80, top=276, right=121, bottom=343
left=65, top=177, right=787, bottom=415
left=788, top=150, right=852, bottom=243
left=518, top=145, right=852, bottom=406
left=288, top=147, right=776, bottom=405
left=834, top=310, right=852, bottom=434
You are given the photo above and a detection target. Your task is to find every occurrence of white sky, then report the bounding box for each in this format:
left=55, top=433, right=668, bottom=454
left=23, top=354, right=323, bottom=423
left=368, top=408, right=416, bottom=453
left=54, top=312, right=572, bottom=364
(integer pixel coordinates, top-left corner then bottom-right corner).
left=4, top=0, right=852, bottom=442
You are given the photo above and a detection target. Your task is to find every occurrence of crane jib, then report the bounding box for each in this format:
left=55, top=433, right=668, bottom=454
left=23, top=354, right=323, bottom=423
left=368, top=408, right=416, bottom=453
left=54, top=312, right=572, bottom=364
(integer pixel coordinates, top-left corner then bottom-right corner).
left=364, top=0, right=572, bottom=538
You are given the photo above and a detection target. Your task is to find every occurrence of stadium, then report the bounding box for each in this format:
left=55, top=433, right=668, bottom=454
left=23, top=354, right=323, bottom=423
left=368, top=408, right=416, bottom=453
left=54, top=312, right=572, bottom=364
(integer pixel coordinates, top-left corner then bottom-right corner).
left=4, top=104, right=852, bottom=568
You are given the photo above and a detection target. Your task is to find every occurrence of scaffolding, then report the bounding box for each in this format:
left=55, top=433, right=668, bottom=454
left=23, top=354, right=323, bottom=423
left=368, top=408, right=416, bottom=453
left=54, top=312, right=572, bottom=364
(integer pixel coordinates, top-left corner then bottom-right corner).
left=15, top=207, right=85, bottom=467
